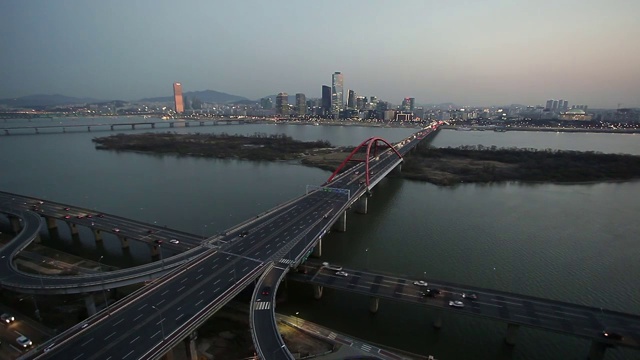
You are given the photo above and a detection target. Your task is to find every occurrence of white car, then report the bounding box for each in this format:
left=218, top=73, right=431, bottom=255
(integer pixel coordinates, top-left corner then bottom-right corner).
left=413, top=280, right=428, bottom=287
left=17, top=335, right=32, bottom=348
left=169, top=239, right=179, bottom=244
left=335, top=271, right=349, bottom=277
left=449, top=300, right=464, bottom=308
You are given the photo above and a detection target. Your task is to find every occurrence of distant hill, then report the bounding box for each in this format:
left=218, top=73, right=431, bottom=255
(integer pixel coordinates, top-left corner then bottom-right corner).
left=0, top=94, right=101, bottom=107
left=140, top=90, right=248, bottom=104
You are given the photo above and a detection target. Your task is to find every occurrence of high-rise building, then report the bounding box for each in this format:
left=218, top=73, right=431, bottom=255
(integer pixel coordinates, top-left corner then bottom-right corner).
left=356, top=96, right=366, bottom=110
left=321, top=85, right=331, bottom=116
left=562, top=100, right=569, bottom=110
left=552, top=100, right=559, bottom=110
left=173, top=82, right=184, bottom=113
left=401, top=97, right=415, bottom=112
left=347, top=90, right=356, bottom=109
left=409, top=97, right=415, bottom=112
left=295, top=93, right=306, bottom=116
left=545, top=100, right=553, bottom=110
left=276, top=92, right=288, bottom=116
left=260, top=97, right=273, bottom=109
left=331, top=72, right=343, bottom=115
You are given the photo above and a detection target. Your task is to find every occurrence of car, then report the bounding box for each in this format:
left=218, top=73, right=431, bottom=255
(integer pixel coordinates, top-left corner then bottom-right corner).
left=462, top=292, right=478, bottom=300
left=239, top=230, right=249, bottom=237
left=43, top=343, right=56, bottom=353
left=421, top=288, right=441, bottom=297
left=64, top=207, right=70, bottom=211
left=154, top=239, right=163, bottom=245
left=16, top=335, right=32, bottom=348
left=335, top=271, right=349, bottom=277
left=97, top=213, right=105, bottom=218
left=602, top=331, right=624, bottom=340
left=169, top=239, right=179, bottom=244
left=112, top=228, right=120, bottom=233
left=76, top=215, right=84, bottom=219
left=322, top=262, right=342, bottom=271
left=261, top=286, right=271, bottom=296
left=413, top=280, right=428, bottom=287
left=86, top=214, right=93, bottom=218
left=297, top=267, right=308, bottom=274
left=1, top=313, right=15, bottom=324
left=147, top=229, right=154, bottom=234
left=37, top=201, right=44, bottom=204
left=449, top=300, right=464, bottom=308
left=64, top=215, right=71, bottom=219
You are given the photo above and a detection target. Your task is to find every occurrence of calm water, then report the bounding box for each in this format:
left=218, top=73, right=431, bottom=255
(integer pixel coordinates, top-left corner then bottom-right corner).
left=1, top=118, right=639, bottom=359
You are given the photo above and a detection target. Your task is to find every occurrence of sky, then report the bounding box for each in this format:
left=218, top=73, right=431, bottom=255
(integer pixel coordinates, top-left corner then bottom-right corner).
left=1, top=0, right=639, bottom=108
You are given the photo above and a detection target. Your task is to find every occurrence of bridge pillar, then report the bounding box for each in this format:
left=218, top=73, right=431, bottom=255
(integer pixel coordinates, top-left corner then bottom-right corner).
left=118, top=236, right=129, bottom=249
left=185, top=122, right=190, bottom=127
left=67, top=222, right=79, bottom=235
left=151, top=123, right=155, bottom=128
left=432, top=309, right=443, bottom=329
left=393, top=163, right=402, bottom=174
left=84, top=294, right=97, bottom=316
left=161, top=350, right=175, bottom=360
left=587, top=340, right=607, bottom=360
left=62, top=127, right=66, bottom=133
left=312, top=239, right=322, bottom=257
left=356, top=196, right=368, bottom=214
left=9, top=215, right=22, bottom=234
left=200, top=121, right=204, bottom=126
left=35, top=127, right=39, bottom=134
left=505, top=323, right=520, bottom=346
left=183, top=331, right=198, bottom=360
left=369, top=297, right=379, bottom=313
left=313, top=285, right=323, bottom=300
left=150, top=244, right=159, bottom=257
left=331, top=211, right=347, bottom=232
left=4, top=129, right=9, bottom=135
left=92, top=228, right=103, bottom=242
left=45, top=216, right=58, bottom=229
left=110, top=125, right=114, bottom=130
left=170, top=122, right=174, bottom=128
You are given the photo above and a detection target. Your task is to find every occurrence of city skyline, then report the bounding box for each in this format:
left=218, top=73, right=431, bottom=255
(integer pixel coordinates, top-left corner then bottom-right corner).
left=1, top=0, right=639, bottom=108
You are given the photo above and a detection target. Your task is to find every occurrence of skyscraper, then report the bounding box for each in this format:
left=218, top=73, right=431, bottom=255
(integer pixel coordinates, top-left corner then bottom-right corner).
left=552, top=100, right=559, bottom=110
left=331, top=72, right=343, bottom=115
left=347, top=90, right=356, bottom=109
left=409, top=97, right=415, bottom=112
left=545, top=100, right=553, bottom=110
left=173, top=82, right=184, bottom=113
left=321, top=85, right=331, bottom=116
left=562, top=100, right=569, bottom=110
left=295, top=93, right=306, bottom=116
left=276, top=93, right=288, bottom=116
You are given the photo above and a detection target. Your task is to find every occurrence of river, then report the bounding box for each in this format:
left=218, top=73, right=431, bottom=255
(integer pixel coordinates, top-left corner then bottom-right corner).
left=0, top=117, right=638, bottom=359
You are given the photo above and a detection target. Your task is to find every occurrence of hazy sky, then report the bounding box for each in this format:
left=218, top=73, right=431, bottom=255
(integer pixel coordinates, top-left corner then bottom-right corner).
left=1, top=0, right=639, bottom=108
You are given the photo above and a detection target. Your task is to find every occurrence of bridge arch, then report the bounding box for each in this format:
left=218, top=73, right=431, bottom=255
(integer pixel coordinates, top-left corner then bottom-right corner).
left=326, top=137, right=402, bottom=187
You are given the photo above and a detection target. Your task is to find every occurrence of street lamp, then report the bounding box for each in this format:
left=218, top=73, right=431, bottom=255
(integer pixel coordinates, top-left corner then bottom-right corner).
left=152, top=305, right=166, bottom=340
left=295, top=312, right=300, bottom=327
left=272, top=344, right=286, bottom=358
left=365, top=248, right=369, bottom=269
left=158, top=243, right=165, bottom=269
left=98, top=256, right=110, bottom=314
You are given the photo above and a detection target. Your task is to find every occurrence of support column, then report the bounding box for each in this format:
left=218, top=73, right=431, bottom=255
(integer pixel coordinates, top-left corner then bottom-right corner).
left=161, top=350, right=175, bottom=360
left=331, top=211, right=347, bottom=232
left=34, top=233, right=41, bottom=243
left=151, top=123, right=156, bottom=128
left=587, top=340, right=606, bottom=360
left=356, top=196, right=368, bottom=214
left=9, top=216, right=22, bottom=233
left=170, top=122, right=174, bottom=128
left=183, top=331, right=198, bottom=360
left=92, top=228, right=103, bottom=242
left=45, top=216, right=58, bottom=229
left=87, top=126, right=91, bottom=132
left=67, top=222, right=79, bottom=235
left=393, top=163, right=402, bottom=174
left=432, top=309, right=442, bottom=329
left=150, top=244, right=159, bottom=258
left=369, top=297, right=379, bottom=313
left=313, top=285, right=323, bottom=300
left=118, top=236, right=129, bottom=249
left=84, top=294, right=97, bottom=316
left=131, top=124, right=135, bottom=130
left=505, top=323, right=520, bottom=346
left=110, top=125, right=114, bottom=130
left=312, top=239, right=322, bottom=257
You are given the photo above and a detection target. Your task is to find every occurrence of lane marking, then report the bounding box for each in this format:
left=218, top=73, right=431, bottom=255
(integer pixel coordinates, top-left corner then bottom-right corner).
left=129, top=336, right=140, bottom=344
left=112, top=319, right=124, bottom=327
left=81, top=338, right=93, bottom=347
left=105, top=332, right=116, bottom=340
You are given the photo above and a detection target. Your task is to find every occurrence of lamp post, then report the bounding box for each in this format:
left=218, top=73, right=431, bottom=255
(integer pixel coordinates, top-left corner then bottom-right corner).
left=295, top=312, right=300, bottom=327
left=152, top=305, right=166, bottom=340
left=158, top=243, right=165, bottom=269
left=365, top=248, right=369, bottom=269
left=272, top=344, right=286, bottom=358
left=98, top=256, right=110, bottom=314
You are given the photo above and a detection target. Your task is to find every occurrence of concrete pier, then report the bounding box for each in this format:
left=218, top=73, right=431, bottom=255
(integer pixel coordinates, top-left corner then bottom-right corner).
left=587, top=340, right=606, bottom=360
left=183, top=331, right=198, bottom=360
left=332, top=211, right=347, bottom=232
left=118, top=235, right=129, bottom=249
left=433, top=309, right=443, bottom=329
left=150, top=244, right=160, bottom=257
left=356, top=196, right=368, bottom=214
left=505, top=323, right=520, bottom=345
left=312, top=239, right=322, bottom=257
left=45, top=216, right=57, bottom=229
left=84, top=294, right=97, bottom=316
left=92, top=228, right=103, bottom=242
left=67, top=222, right=79, bottom=235
left=369, top=297, right=379, bottom=313
left=313, top=285, right=323, bottom=300
left=9, top=215, right=22, bottom=233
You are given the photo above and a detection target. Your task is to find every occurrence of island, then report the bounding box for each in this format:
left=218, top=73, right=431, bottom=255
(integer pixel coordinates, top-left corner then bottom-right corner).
left=92, top=133, right=640, bottom=186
